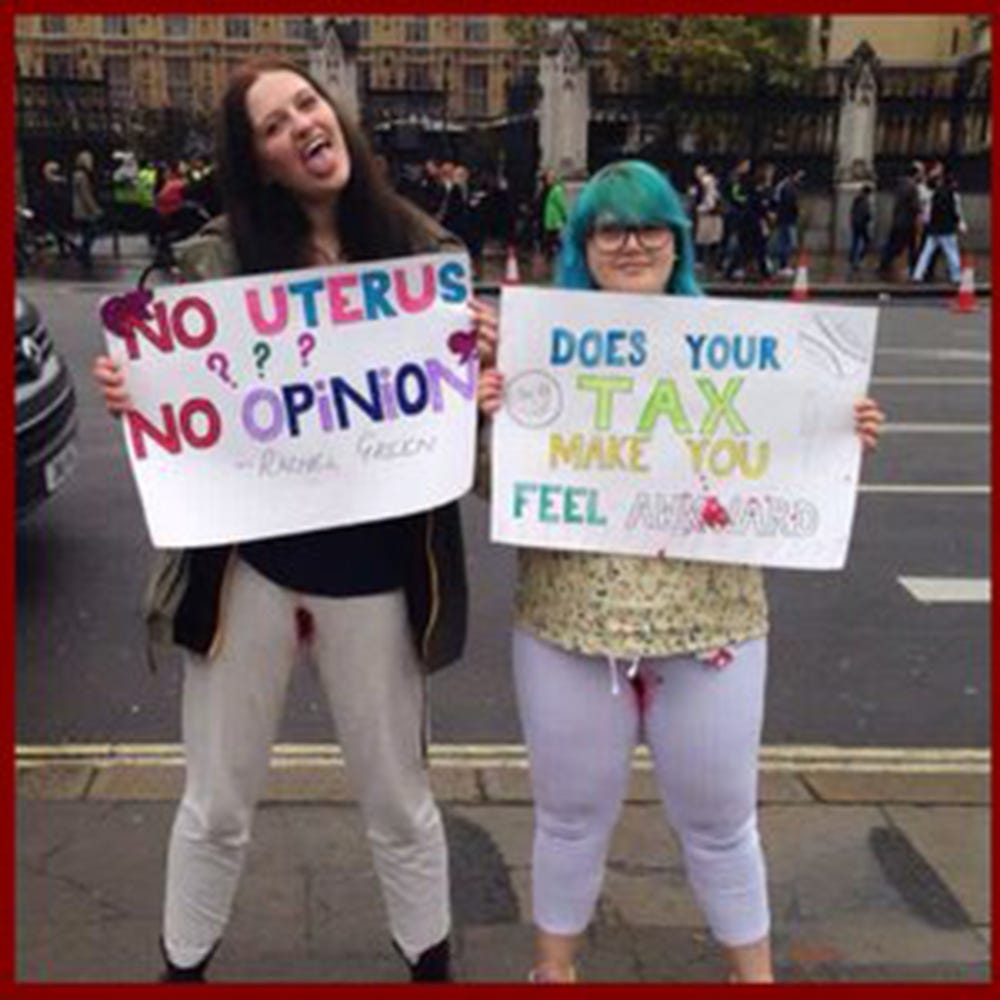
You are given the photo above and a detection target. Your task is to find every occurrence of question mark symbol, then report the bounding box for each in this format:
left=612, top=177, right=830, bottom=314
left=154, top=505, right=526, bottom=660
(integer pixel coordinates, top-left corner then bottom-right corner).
left=206, top=351, right=237, bottom=388
left=297, top=332, right=317, bottom=368
left=253, top=342, right=271, bottom=378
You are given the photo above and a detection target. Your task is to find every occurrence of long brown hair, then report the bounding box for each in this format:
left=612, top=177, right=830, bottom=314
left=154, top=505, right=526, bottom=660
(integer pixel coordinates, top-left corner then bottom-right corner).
left=217, top=57, right=444, bottom=274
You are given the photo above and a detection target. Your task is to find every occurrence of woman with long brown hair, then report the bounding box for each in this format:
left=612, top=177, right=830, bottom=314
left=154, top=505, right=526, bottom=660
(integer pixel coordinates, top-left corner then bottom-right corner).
left=93, top=58, right=485, bottom=983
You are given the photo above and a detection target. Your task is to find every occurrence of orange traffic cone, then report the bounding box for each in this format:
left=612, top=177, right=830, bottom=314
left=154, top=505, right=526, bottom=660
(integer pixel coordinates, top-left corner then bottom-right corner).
left=951, top=254, right=979, bottom=313
left=503, top=244, right=521, bottom=285
left=790, top=251, right=810, bottom=302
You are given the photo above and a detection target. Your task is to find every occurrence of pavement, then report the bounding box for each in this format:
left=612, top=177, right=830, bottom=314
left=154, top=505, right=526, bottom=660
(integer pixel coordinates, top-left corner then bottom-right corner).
left=16, top=744, right=991, bottom=984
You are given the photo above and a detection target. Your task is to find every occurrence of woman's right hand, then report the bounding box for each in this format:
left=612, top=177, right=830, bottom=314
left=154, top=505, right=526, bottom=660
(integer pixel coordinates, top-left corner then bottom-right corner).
left=469, top=296, right=499, bottom=370
left=92, top=355, right=132, bottom=415
left=478, top=369, right=505, bottom=418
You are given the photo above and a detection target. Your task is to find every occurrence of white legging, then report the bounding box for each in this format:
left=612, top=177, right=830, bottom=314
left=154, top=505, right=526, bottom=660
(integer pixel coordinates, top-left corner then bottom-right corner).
left=513, top=628, right=770, bottom=948
left=163, top=557, right=449, bottom=968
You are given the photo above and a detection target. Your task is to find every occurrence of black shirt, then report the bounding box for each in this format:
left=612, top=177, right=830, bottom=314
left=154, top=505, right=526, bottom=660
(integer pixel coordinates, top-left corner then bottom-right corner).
left=927, top=185, right=960, bottom=235
left=851, top=193, right=872, bottom=231
left=238, top=516, right=412, bottom=597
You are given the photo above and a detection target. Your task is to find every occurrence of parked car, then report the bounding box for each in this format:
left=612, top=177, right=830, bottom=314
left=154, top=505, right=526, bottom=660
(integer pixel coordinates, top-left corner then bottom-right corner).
left=15, top=290, right=78, bottom=516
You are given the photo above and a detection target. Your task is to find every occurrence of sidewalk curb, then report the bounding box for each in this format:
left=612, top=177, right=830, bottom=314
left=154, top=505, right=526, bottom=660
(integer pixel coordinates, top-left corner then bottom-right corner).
left=28, top=252, right=993, bottom=301
left=473, top=280, right=993, bottom=300
left=16, top=743, right=991, bottom=806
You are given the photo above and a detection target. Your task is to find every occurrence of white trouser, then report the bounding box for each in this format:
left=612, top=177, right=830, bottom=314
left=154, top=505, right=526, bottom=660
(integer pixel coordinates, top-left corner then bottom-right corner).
left=163, top=557, right=449, bottom=967
left=513, top=628, right=770, bottom=948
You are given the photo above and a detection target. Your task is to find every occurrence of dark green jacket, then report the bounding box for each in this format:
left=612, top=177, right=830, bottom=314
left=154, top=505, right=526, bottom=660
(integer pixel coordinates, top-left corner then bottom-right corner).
left=159, top=216, right=469, bottom=673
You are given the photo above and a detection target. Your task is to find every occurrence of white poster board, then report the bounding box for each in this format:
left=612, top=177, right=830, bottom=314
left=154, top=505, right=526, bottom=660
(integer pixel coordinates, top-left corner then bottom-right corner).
left=101, top=252, right=477, bottom=548
left=491, top=287, right=878, bottom=570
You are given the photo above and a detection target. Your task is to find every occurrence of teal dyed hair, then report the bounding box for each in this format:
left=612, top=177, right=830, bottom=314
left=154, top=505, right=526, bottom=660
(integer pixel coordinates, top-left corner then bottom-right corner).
left=556, top=160, right=701, bottom=296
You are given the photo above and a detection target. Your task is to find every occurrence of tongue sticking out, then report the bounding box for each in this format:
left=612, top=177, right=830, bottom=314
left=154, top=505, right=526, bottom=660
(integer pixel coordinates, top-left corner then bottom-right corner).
left=304, top=145, right=337, bottom=177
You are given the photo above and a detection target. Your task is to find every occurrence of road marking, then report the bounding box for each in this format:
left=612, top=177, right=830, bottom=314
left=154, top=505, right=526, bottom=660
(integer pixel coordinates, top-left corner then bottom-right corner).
left=859, top=485, right=989, bottom=495
left=883, top=423, right=990, bottom=434
left=14, top=743, right=990, bottom=775
left=899, top=577, right=991, bottom=604
left=876, top=348, right=990, bottom=362
left=870, top=376, right=989, bottom=386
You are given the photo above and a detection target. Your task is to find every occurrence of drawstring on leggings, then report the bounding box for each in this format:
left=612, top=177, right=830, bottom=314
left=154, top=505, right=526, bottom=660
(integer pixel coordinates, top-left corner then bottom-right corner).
left=606, top=655, right=642, bottom=695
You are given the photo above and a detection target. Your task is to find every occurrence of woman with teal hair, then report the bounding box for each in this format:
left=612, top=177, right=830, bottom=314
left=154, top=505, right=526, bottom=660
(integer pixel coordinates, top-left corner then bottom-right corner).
left=478, top=159, right=884, bottom=984
left=556, top=159, right=701, bottom=295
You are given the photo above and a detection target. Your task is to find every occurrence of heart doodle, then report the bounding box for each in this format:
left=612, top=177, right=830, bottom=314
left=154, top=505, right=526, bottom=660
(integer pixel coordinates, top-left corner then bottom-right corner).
left=446, top=329, right=477, bottom=364
left=100, top=288, right=154, bottom=338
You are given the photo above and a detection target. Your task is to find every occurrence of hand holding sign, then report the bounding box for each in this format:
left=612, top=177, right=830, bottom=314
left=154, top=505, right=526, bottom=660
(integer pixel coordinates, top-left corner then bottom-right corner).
left=92, top=354, right=132, bottom=414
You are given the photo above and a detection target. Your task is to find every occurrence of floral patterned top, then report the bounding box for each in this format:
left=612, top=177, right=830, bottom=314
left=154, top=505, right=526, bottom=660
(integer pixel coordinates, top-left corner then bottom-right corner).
left=514, top=548, right=768, bottom=659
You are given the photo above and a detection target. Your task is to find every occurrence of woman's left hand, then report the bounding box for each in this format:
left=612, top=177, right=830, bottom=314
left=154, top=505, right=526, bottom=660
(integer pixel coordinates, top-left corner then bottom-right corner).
left=469, top=296, right=499, bottom=369
left=854, top=397, right=885, bottom=451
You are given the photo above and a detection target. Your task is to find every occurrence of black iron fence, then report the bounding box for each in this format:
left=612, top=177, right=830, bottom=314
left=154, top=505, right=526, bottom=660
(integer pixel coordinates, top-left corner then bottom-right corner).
left=16, top=75, right=115, bottom=204
left=590, top=67, right=842, bottom=190
left=590, top=53, right=990, bottom=194
left=16, top=50, right=990, bottom=210
left=874, top=52, right=990, bottom=192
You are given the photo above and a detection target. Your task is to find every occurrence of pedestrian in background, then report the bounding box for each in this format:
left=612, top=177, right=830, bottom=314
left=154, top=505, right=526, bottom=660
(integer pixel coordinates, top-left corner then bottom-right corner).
left=477, top=159, right=885, bottom=984
left=878, top=162, right=922, bottom=281
left=71, top=149, right=103, bottom=271
left=454, top=163, right=485, bottom=273
left=137, top=159, right=159, bottom=247
left=185, top=155, right=222, bottom=217
left=911, top=162, right=965, bottom=284
left=740, top=161, right=775, bottom=281
left=92, top=57, right=483, bottom=983
left=416, top=157, right=446, bottom=217
left=111, top=150, right=144, bottom=234
left=720, top=157, right=751, bottom=278
left=542, top=171, right=569, bottom=260
left=771, top=168, right=804, bottom=275
left=848, top=182, right=874, bottom=275
left=489, top=172, right=516, bottom=248
left=437, top=159, right=468, bottom=236
left=150, top=161, right=197, bottom=268
left=396, top=160, right=426, bottom=208
left=153, top=162, right=187, bottom=220
left=691, top=163, right=724, bottom=272
left=913, top=159, right=932, bottom=265
left=36, top=159, right=76, bottom=258
left=533, top=169, right=551, bottom=253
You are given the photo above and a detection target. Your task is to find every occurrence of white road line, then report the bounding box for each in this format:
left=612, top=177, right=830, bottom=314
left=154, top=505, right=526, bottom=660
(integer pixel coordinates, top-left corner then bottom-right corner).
left=876, top=348, right=990, bottom=362
left=899, top=576, right=991, bottom=604
left=859, top=484, right=990, bottom=495
left=870, top=376, right=990, bottom=386
left=883, top=423, right=990, bottom=433
left=14, top=743, right=990, bottom=774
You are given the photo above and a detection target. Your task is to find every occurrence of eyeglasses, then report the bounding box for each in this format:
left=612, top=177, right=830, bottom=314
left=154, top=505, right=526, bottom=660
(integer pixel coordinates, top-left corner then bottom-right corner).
left=590, top=224, right=674, bottom=253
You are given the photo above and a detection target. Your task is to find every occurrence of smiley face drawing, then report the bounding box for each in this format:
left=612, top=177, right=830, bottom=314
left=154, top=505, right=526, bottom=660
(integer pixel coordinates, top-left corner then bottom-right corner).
left=505, top=370, right=563, bottom=428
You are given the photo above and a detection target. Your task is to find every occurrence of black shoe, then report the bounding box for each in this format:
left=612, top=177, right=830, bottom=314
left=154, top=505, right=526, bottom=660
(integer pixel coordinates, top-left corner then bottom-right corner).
left=158, top=937, right=219, bottom=983
left=395, top=937, right=452, bottom=982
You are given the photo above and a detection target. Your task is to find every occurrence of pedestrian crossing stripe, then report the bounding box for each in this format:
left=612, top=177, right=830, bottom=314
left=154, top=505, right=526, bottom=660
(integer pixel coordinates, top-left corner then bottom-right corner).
left=860, top=485, right=988, bottom=494
left=883, top=423, right=990, bottom=433
left=870, top=377, right=989, bottom=385
left=899, top=577, right=991, bottom=604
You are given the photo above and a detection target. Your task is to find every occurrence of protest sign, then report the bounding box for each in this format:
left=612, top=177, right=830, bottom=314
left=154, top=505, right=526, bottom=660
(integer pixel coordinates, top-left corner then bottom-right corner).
left=491, top=287, right=878, bottom=570
left=100, top=252, right=477, bottom=548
